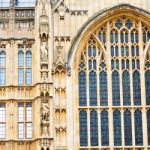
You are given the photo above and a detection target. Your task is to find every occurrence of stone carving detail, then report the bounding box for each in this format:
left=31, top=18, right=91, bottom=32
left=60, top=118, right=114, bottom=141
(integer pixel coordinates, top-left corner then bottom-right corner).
left=41, top=97, right=50, bottom=137
left=41, top=98, right=50, bottom=123
left=41, top=42, right=48, bottom=62
left=54, top=1, right=88, bottom=17
left=65, top=63, right=71, bottom=76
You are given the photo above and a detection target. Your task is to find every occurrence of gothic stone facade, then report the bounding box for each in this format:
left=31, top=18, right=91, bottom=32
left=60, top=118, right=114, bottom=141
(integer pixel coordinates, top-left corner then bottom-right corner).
left=0, top=0, right=150, bottom=150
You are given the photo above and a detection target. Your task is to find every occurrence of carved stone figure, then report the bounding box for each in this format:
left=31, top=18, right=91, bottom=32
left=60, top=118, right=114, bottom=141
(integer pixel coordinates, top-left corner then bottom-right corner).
left=41, top=42, right=48, bottom=62
left=41, top=98, right=49, bottom=124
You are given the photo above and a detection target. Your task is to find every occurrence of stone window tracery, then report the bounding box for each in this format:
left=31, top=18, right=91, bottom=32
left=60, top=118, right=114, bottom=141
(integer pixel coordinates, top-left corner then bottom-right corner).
left=78, top=15, right=150, bottom=148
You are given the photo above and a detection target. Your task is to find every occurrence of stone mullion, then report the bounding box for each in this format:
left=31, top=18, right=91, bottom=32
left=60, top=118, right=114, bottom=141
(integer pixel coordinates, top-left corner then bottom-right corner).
left=96, top=43, right=100, bottom=108
left=106, top=21, right=113, bottom=149
left=86, top=42, right=90, bottom=147
left=128, top=30, right=134, bottom=107
left=139, top=21, right=148, bottom=148
left=121, top=109, right=124, bottom=147
left=98, top=110, right=101, bottom=147
left=96, top=42, right=101, bottom=147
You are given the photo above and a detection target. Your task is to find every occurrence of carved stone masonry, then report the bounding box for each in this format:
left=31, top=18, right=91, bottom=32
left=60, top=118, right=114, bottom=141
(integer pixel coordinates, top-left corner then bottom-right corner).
left=41, top=96, right=50, bottom=137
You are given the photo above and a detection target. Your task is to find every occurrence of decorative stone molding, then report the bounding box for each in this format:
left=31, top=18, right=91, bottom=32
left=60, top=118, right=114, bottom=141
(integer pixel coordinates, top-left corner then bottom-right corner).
left=54, top=0, right=88, bottom=17
left=54, top=36, right=70, bottom=42
left=65, top=63, right=71, bottom=76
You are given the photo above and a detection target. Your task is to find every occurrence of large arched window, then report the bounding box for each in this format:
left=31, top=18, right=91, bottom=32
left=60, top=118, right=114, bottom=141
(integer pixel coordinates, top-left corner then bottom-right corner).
left=78, top=14, right=150, bottom=149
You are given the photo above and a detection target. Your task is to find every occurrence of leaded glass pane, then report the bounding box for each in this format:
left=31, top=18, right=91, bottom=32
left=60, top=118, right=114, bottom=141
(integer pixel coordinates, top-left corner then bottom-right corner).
left=101, top=111, right=109, bottom=146
left=124, top=110, right=132, bottom=146
left=112, top=71, right=120, bottom=106
left=147, top=110, right=150, bottom=145
left=133, top=71, right=141, bottom=105
left=100, top=71, right=108, bottom=106
left=80, top=111, right=88, bottom=146
left=90, top=110, right=98, bottom=146
left=113, top=110, right=122, bottom=146
left=134, top=110, right=143, bottom=146
left=122, top=71, right=131, bottom=106
left=18, top=51, right=24, bottom=67
left=79, top=71, right=87, bottom=106
left=89, top=71, right=97, bottom=106
left=18, top=69, right=24, bottom=85
left=145, top=71, right=150, bottom=105
left=26, top=51, right=32, bottom=67
left=26, top=68, right=32, bottom=85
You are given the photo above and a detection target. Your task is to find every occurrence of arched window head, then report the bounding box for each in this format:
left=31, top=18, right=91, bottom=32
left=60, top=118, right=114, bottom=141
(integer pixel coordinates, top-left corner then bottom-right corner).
left=77, top=15, right=150, bottom=148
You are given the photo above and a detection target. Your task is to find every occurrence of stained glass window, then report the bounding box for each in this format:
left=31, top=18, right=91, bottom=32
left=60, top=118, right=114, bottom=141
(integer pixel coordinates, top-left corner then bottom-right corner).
left=133, top=71, right=141, bottom=105
left=124, top=110, right=132, bottom=146
left=89, top=71, right=97, bottom=106
left=122, top=71, right=131, bottom=105
left=113, top=110, right=122, bottom=146
left=90, top=110, right=98, bottom=146
left=79, top=111, right=88, bottom=146
left=112, top=71, right=120, bottom=106
left=134, top=109, right=143, bottom=146
left=101, top=110, right=109, bottom=146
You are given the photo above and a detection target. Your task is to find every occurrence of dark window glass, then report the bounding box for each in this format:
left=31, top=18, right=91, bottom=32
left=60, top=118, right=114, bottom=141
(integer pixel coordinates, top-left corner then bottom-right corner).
left=101, top=111, right=109, bottom=146
left=100, top=71, right=108, bottom=106
left=145, top=71, right=150, bottom=105
left=124, top=110, right=132, bottom=146
left=90, top=110, right=98, bottom=146
left=112, top=71, right=120, bottom=106
left=113, top=110, right=122, bottom=146
left=80, top=111, right=88, bottom=146
left=79, top=71, right=87, bottom=106
left=147, top=110, right=150, bottom=145
left=133, top=71, right=141, bottom=105
left=122, top=71, right=131, bottom=106
left=134, top=110, right=143, bottom=146
left=89, top=71, right=97, bottom=106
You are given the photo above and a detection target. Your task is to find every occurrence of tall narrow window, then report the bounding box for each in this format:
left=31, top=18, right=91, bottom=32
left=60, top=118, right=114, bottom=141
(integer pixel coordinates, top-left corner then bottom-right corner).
left=18, top=103, right=32, bottom=139
left=133, top=71, right=141, bottom=105
left=134, top=109, right=143, bottom=146
left=113, top=110, right=122, bottom=146
left=79, top=111, right=88, bottom=146
left=124, top=110, right=132, bottom=146
left=100, top=71, right=108, bottom=106
left=147, top=109, right=150, bottom=145
left=89, top=71, right=97, bottom=106
left=145, top=52, right=150, bottom=105
left=26, top=50, right=32, bottom=85
left=101, top=110, right=109, bottom=146
left=122, top=71, right=131, bottom=105
left=0, top=104, right=5, bottom=139
left=18, top=49, right=24, bottom=85
left=18, top=47, right=32, bottom=85
left=79, top=71, right=87, bottom=106
left=90, top=110, right=98, bottom=146
left=0, top=50, right=6, bottom=85
left=112, top=71, right=120, bottom=106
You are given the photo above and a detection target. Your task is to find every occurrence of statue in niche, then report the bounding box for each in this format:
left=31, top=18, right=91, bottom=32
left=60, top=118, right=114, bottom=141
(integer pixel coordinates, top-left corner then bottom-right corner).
left=41, top=42, right=48, bottom=62
left=41, top=98, right=50, bottom=124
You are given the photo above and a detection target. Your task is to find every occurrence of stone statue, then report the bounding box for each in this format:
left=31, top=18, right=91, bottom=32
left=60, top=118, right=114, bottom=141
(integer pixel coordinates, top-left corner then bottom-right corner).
left=41, top=98, right=49, bottom=124
left=41, top=42, right=48, bottom=62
